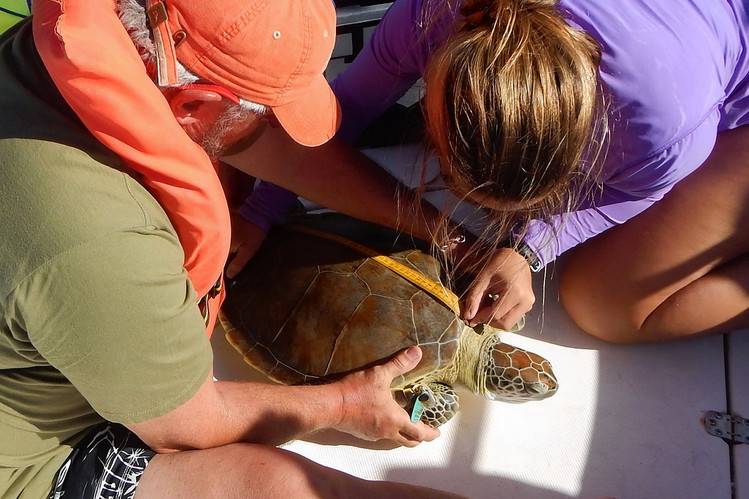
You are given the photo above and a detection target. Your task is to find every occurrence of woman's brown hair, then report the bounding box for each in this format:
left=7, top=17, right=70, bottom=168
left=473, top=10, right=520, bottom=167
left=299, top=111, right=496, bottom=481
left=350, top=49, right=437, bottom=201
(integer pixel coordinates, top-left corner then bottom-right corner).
left=422, top=0, right=608, bottom=272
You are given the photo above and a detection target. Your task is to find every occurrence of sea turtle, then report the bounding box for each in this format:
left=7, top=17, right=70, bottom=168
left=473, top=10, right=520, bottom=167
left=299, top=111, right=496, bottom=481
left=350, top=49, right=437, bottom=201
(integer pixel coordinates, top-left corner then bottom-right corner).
left=221, top=215, right=558, bottom=427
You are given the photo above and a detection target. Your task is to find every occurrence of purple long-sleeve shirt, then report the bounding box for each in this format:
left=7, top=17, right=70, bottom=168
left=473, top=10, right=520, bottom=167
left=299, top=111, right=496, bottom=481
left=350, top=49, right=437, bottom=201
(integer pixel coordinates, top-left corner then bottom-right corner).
left=242, top=0, right=749, bottom=267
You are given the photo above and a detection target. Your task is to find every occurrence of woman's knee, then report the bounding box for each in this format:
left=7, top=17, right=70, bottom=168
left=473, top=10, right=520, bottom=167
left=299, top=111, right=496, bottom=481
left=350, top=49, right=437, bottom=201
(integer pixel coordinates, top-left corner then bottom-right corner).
left=559, top=258, right=645, bottom=344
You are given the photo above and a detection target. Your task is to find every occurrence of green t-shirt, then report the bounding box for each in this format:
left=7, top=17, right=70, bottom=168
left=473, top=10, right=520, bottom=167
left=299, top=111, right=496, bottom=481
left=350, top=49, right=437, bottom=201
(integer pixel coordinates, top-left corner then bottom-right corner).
left=0, top=20, right=213, bottom=498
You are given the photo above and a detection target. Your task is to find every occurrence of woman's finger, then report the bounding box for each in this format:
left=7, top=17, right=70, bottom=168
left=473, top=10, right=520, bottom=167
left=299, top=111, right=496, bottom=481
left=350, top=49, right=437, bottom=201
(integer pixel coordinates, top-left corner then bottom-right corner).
left=491, top=303, right=527, bottom=331
left=470, top=288, right=518, bottom=327
left=226, top=237, right=267, bottom=279
left=226, top=243, right=256, bottom=278
left=462, top=274, right=493, bottom=324
left=463, top=269, right=493, bottom=322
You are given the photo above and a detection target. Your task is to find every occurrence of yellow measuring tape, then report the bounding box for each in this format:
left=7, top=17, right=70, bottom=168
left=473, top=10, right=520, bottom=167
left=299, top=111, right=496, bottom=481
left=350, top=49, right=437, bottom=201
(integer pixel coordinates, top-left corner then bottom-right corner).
left=286, top=224, right=461, bottom=315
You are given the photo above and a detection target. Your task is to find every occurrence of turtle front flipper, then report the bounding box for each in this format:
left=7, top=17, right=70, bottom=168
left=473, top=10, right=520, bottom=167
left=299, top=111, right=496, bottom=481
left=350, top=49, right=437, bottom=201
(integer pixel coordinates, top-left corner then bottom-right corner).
left=408, top=383, right=460, bottom=428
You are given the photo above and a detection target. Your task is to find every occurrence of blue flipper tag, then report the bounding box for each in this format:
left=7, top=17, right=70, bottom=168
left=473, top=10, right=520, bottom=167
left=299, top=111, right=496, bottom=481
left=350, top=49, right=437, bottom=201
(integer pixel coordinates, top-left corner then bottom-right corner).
left=410, top=392, right=431, bottom=424
left=410, top=398, right=424, bottom=423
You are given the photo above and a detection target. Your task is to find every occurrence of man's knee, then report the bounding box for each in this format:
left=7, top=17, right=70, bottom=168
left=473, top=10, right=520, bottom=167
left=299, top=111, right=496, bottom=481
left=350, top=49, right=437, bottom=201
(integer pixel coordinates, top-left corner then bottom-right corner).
left=139, top=443, right=347, bottom=498
left=222, top=443, right=341, bottom=496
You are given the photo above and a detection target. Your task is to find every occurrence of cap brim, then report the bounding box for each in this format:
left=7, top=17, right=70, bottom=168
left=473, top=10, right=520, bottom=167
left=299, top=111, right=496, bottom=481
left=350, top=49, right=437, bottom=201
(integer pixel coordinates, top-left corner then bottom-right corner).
left=272, top=75, right=341, bottom=147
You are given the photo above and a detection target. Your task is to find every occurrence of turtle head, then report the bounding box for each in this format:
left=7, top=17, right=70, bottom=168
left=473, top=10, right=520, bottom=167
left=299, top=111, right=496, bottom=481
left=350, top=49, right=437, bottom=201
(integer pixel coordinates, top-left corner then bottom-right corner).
left=478, top=334, right=558, bottom=401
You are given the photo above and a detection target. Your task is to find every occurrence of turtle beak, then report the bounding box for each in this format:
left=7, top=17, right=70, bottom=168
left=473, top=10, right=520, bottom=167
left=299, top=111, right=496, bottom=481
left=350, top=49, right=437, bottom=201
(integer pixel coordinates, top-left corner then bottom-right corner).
left=528, top=382, right=551, bottom=396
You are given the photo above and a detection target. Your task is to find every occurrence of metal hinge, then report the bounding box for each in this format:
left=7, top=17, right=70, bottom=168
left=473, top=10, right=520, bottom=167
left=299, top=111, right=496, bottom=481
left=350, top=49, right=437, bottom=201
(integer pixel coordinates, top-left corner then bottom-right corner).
left=704, top=411, right=749, bottom=444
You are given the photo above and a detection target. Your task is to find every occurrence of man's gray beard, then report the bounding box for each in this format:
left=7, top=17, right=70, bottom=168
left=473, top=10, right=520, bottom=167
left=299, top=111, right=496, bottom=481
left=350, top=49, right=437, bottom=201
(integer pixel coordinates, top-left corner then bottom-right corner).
left=200, top=104, right=256, bottom=160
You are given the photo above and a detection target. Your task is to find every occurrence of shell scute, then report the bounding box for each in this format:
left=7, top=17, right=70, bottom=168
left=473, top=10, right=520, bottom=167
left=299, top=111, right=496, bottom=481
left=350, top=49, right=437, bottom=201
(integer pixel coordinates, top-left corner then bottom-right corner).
left=354, top=258, right=416, bottom=301
left=270, top=271, right=371, bottom=377
left=326, top=296, right=418, bottom=374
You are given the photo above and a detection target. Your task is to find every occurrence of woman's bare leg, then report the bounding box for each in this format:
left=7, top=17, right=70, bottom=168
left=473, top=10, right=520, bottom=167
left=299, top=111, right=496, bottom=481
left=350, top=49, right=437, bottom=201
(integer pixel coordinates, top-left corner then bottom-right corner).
left=560, top=126, right=749, bottom=343
left=135, top=443, right=463, bottom=499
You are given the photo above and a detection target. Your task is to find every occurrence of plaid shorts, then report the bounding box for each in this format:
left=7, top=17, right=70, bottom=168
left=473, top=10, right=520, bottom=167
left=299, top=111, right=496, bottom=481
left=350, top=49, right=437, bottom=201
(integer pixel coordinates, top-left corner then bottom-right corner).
left=49, top=424, right=155, bottom=499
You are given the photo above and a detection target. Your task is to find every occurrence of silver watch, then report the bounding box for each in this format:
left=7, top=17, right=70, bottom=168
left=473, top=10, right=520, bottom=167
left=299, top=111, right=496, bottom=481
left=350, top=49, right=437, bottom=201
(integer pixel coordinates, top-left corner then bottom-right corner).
left=515, top=241, right=543, bottom=273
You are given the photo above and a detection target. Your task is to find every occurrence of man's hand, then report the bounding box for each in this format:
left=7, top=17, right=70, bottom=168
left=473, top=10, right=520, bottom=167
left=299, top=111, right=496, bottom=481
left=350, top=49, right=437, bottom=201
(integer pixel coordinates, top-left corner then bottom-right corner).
left=128, top=347, right=440, bottom=453
left=226, top=213, right=267, bottom=278
left=333, top=346, right=440, bottom=447
left=462, top=248, right=535, bottom=330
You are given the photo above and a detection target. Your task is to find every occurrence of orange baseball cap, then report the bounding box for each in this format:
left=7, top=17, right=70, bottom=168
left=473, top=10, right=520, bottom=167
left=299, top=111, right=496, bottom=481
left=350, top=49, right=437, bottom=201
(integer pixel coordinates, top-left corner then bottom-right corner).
left=146, top=0, right=341, bottom=147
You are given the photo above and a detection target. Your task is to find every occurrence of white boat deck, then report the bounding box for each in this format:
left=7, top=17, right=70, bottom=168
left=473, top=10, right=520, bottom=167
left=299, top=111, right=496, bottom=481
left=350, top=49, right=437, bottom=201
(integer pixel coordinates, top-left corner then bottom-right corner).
left=214, top=139, right=747, bottom=498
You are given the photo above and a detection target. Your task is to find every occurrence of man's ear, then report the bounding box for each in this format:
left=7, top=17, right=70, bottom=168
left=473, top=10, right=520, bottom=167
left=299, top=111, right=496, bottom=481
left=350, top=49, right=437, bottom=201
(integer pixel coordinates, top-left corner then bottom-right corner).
left=168, top=88, right=224, bottom=126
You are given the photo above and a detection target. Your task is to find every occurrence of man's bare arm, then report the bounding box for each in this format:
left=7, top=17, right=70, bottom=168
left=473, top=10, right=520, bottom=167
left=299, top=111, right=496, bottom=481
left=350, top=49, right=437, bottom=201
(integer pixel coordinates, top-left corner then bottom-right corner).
left=223, top=127, right=446, bottom=243
left=128, top=347, right=438, bottom=453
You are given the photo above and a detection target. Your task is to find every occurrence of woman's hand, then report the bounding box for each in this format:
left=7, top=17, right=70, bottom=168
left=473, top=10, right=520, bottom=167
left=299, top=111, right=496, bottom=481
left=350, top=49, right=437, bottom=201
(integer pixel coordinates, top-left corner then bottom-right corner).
left=462, top=247, right=535, bottom=330
left=226, top=213, right=268, bottom=279
left=333, top=347, right=440, bottom=447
